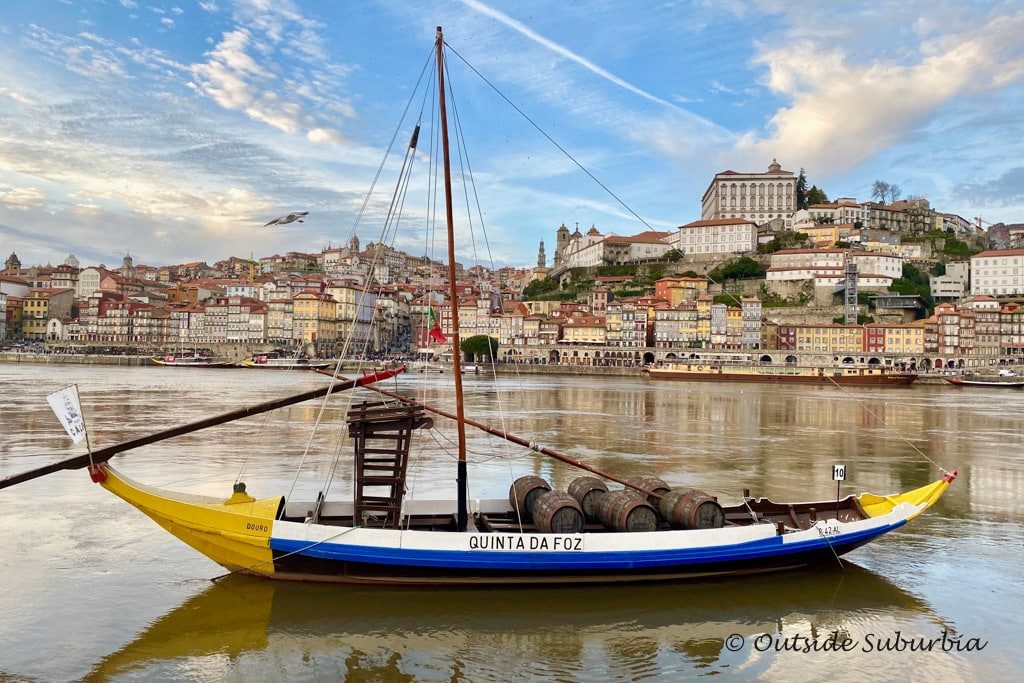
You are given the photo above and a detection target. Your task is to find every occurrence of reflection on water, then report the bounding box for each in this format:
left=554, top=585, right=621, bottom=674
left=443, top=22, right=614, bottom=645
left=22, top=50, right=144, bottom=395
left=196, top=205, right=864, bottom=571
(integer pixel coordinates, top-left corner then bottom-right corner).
left=86, top=566, right=934, bottom=682
left=1, top=365, right=1022, bottom=681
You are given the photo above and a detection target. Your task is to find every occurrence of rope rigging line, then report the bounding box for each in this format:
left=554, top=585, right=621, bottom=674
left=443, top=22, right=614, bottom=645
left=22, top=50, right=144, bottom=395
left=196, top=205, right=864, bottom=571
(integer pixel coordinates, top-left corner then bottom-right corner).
left=443, top=58, right=521, bottom=479
left=444, top=41, right=655, bottom=233
left=284, top=51, right=435, bottom=507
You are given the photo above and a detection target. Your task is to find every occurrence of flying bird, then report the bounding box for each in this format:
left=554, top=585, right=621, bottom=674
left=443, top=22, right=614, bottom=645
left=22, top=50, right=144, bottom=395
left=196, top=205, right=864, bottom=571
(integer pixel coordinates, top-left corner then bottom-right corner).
left=264, top=211, right=308, bottom=227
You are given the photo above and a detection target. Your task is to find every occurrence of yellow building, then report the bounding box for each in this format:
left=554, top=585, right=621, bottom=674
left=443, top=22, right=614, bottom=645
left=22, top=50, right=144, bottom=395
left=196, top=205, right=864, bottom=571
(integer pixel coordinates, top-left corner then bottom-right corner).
left=561, top=315, right=606, bottom=345
left=696, top=294, right=712, bottom=341
left=22, top=288, right=74, bottom=340
left=292, top=291, right=337, bottom=345
left=798, top=224, right=840, bottom=247
left=884, top=322, right=925, bottom=354
left=794, top=323, right=862, bottom=353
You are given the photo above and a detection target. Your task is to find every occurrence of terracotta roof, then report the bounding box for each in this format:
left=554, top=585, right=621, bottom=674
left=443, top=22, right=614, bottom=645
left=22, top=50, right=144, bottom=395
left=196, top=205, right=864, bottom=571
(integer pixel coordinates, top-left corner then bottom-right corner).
left=973, top=248, right=1024, bottom=258
left=772, top=248, right=846, bottom=255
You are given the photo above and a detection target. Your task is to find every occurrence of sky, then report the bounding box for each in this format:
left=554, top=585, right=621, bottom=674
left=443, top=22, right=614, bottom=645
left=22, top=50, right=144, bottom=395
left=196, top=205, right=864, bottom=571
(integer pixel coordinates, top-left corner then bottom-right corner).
left=1, top=0, right=1023, bottom=270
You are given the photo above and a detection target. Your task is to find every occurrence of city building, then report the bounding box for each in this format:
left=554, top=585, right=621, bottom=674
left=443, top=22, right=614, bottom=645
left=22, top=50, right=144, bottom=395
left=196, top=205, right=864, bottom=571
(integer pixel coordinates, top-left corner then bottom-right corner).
left=672, top=218, right=758, bottom=257
left=700, top=159, right=797, bottom=228
left=970, top=248, right=1024, bottom=296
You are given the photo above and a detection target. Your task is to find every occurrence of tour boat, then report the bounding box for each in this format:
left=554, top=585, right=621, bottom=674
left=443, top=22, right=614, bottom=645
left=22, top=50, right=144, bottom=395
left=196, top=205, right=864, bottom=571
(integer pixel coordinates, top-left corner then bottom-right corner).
left=150, top=352, right=234, bottom=368
left=646, top=362, right=917, bottom=386
left=2, top=27, right=956, bottom=586
left=240, top=352, right=333, bottom=370
left=944, top=376, right=1024, bottom=388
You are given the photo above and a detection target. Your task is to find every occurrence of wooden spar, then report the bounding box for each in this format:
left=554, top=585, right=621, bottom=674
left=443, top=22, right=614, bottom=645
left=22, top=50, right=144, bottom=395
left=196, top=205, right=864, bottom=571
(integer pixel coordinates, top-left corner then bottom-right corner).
left=0, top=367, right=406, bottom=491
left=330, top=371, right=664, bottom=500
left=436, top=25, right=470, bottom=532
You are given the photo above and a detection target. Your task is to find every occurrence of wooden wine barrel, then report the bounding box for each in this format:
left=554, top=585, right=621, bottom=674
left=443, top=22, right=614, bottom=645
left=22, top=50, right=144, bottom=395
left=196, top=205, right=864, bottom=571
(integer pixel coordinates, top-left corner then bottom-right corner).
left=508, top=476, right=551, bottom=521
left=597, top=490, right=659, bottom=532
left=567, top=476, right=608, bottom=522
left=658, top=488, right=725, bottom=529
left=532, top=491, right=585, bottom=534
left=626, top=476, right=671, bottom=507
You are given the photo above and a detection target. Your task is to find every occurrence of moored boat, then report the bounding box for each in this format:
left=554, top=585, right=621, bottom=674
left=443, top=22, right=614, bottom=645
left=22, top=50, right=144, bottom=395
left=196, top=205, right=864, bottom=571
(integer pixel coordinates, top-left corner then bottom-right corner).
left=241, top=352, right=333, bottom=370
left=944, top=376, right=1024, bottom=388
left=646, top=362, right=917, bottom=386
left=150, top=352, right=234, bottom=368
left=2, top=26, right=955, bottom=589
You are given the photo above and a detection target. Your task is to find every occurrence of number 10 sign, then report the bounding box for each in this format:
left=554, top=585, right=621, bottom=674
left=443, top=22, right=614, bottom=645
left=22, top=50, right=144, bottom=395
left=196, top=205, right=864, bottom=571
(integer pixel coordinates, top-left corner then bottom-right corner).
left=832, top=464, right=846, bottom=481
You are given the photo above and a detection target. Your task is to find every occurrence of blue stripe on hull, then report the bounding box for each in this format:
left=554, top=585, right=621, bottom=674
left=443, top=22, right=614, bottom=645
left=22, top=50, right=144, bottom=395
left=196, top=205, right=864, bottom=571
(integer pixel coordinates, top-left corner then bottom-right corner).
left=270, top=521, right=904, bottom=571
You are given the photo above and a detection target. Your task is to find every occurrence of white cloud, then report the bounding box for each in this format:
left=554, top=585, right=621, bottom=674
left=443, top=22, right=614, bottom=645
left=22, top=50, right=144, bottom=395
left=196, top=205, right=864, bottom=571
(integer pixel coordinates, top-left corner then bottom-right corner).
left=737, top=10, right=1024, bottom=175
left=0, top=186, right=47, bottom=210
left=306, top=127, right=344, bottom=144
left=198, top=1, right=218, bottom=11
left=118, top=0, right=137, bottom=8
left=161, top=17, right=175, bottom=28
left=188, top=25, right=349, bottom=144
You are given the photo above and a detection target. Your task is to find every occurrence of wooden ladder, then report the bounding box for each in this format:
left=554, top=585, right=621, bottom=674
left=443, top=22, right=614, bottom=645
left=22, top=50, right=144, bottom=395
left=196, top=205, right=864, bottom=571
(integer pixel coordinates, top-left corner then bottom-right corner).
left=347, top=400, right=433, bottom=528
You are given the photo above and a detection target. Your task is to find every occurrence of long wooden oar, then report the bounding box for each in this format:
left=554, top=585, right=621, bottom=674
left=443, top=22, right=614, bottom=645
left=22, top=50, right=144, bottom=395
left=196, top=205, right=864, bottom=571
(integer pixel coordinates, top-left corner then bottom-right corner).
left=0, top=367, right=405, bottom=490
left=322, top=369, right=663, bottom=499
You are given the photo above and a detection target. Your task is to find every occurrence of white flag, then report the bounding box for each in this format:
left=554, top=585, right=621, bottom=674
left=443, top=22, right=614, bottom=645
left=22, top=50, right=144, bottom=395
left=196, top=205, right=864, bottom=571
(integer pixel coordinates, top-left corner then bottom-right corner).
left=46, top=385, right=87, bottom=445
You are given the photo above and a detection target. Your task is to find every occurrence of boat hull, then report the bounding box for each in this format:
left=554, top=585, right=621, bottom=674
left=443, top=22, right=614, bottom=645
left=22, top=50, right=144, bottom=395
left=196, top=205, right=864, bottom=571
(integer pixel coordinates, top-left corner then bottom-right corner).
left=97, top=466, right=949, bottom=586
left=944, top=377, right=1024, bottom=388
left=647, top=365, right=917, bottom=386
left=241, top=359, right=333, bottom=370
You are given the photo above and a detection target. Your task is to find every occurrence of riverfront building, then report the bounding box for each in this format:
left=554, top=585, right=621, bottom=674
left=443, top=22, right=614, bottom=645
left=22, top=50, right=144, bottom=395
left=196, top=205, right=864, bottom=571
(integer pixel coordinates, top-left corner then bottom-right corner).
left=970, top=249, right=1024, bottom=296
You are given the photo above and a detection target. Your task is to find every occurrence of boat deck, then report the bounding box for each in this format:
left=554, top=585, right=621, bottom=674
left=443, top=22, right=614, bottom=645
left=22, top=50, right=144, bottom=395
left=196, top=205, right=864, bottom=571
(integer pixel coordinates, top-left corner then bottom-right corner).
left=282, top=495, right=869, bottom=534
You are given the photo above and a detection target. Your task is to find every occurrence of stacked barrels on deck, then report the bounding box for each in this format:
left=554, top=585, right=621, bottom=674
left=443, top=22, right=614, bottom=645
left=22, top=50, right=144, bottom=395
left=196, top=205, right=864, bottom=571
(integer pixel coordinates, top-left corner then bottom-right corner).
left=625, top=476, right=671, bottom=507
left=595, top=490, right=659, bottom=532
left=658, top=488, right=725, bottom=530
left=567, top=476, right=607, bottom=523
left=509, top=475, right=725, bottom=533
left=509, top=476, right=584, bottom=533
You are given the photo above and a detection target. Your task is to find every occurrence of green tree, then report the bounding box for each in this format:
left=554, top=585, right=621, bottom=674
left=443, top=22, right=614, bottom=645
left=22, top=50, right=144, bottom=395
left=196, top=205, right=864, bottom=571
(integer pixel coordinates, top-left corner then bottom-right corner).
left=663, top=248, right=684, bottom=262
left=461, top=335, right=499, bottom=361
left=796, top=168, right=808, bottom=209
left=708, top=256, right=766, bottom=281
left=806, top=185, right=828, bottom=206
left=523, top=277, right=559, bottom=299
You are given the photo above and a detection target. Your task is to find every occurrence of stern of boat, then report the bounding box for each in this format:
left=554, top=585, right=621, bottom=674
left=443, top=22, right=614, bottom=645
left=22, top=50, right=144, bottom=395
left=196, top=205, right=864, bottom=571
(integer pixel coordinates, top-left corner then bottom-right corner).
left=857, top=471, right=957, bottom=522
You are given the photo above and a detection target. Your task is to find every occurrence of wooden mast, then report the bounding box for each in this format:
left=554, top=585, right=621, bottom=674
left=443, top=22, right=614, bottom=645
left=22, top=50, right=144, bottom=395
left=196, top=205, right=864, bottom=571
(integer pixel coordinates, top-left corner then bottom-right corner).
left=436, top=26, right=469, bottom=532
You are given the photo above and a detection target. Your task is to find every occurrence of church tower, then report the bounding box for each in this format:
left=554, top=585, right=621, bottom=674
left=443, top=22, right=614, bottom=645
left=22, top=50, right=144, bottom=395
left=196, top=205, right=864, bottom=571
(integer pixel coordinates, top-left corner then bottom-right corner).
left=537, top=240, right=546, bottom=269
left=120, top=253, right=135, bottom=278
left=5, top=249, right=21, bottom=271
left=554, top=223, right=569, bottom=267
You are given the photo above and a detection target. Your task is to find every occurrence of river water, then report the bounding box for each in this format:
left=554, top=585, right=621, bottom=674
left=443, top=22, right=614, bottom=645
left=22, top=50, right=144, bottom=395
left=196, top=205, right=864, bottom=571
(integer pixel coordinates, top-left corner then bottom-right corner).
left=0, top=364, right=1021, bottom=681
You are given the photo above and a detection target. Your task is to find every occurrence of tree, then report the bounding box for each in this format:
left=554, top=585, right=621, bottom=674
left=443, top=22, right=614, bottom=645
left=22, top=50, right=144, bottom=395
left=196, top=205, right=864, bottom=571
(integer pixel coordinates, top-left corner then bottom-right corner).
left=871, top=180, right=890, bottom=204
left=708, top=256, right=765, bottom=281
left=796, top=168, right=808, bottom=209
left=871, top=180, right=902, bottom=204
left=814, top=215, right=835, bottom=224
left=522, top=276, right=559, bottom=299
left=806, top=185, right=828, bottom=206
left=663, top=248, right=684, bottom=262
left=461, top=335, right=499, bottom=361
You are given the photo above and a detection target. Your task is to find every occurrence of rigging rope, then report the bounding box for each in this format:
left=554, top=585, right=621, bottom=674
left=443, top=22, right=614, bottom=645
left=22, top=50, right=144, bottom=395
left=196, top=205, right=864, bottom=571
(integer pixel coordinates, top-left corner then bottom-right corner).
left=444, top=41, right=654, bottom=232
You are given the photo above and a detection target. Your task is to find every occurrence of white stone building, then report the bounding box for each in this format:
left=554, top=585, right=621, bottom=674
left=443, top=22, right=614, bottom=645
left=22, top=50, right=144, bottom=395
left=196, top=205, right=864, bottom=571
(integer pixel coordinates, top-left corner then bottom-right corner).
left=971, top=249, right=1024, bottom=296
left=807, top=198, right=870, bottom=226
left=673, top=218, right=758, bottom=256
left=700, top=159, right=797, bottom=228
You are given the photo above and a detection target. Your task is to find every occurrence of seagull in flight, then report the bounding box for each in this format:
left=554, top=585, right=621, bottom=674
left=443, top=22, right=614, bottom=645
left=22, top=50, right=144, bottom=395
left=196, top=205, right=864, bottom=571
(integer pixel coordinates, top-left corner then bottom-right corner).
left=264, top=211, right=308, bottom=227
